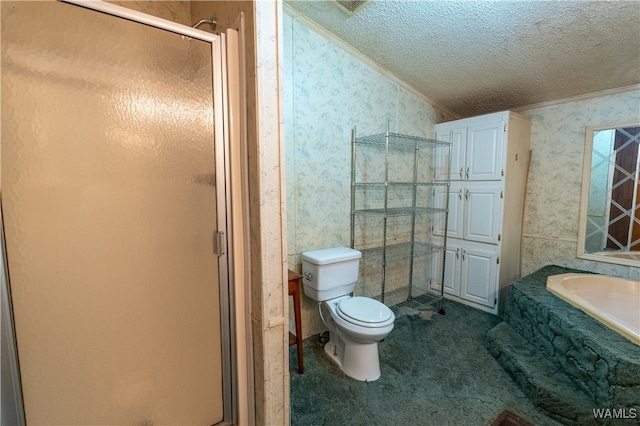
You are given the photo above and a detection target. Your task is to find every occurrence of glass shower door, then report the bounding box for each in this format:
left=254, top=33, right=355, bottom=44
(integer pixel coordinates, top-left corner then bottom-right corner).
left=1, top=2, right=225, bottom=424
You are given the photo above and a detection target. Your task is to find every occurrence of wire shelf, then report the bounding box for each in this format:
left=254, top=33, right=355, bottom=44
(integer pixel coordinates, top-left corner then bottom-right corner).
left=353, top=181, right=449, bottom=188
left=390, top=292, right=443, bottom=318
left=355, top=132, right=451, bottom=151
left=360, top=241, right=445, bottom=263
left=353, top=206, right=447, bottom=216
left=351, top=121, right=451, bottom=320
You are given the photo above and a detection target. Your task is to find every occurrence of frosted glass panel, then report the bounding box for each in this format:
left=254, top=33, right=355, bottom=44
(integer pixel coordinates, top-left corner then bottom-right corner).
left=1, top=2, right=222, bottom=424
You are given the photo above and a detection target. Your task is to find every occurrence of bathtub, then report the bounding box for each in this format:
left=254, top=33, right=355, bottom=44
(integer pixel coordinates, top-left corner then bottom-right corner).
left=546, top=273, right=639, bottom=345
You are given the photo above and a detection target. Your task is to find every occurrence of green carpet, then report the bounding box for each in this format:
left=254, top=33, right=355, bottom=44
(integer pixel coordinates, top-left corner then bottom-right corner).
left=290, top=300, right=560, bottom=426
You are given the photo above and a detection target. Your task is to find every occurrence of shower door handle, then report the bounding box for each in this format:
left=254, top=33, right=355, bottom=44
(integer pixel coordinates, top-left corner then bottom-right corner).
left=213, top=231, right=226, bottom=256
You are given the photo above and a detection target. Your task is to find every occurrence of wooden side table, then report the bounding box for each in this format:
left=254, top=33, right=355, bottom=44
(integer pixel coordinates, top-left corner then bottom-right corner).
left=288, top=270, right=304, bottom=374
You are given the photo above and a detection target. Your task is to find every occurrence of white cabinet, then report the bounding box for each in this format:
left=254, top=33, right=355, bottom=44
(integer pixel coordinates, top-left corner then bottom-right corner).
left=430, top=238, right=498, bottom=307
left=434, top=182, right=463, bottom=239
left=436, top=118, right=505, bottom=181
left=466, top=120, right=505, bottom=180
left=433, top=111, right=530, bottom=314
left=431, top=238, right=460, bottom=296
left=436, top=125, right=466, bottom=181
left=463, top=182, right=502, bottom=244
left=459, top=241, right=499, bottom=306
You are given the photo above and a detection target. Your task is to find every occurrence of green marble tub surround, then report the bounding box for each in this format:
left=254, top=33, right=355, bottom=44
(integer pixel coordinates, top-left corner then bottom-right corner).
left=489, top=265, right=640, bottom=425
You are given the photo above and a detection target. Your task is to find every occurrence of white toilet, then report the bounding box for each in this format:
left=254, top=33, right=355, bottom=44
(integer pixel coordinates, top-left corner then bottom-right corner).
left=301, top=247, right=395, bottom=381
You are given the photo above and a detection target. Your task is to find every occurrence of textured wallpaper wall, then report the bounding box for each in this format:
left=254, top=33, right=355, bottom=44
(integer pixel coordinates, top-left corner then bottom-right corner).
left=284, top=13, right=446, bottom=260
left=283, top=12, right=447, bottom=337
left=519, top=89, right=640, bottom=279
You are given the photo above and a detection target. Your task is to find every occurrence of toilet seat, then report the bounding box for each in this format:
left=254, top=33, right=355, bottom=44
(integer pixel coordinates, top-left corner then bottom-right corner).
left=336, top=297, right=394, bottom=328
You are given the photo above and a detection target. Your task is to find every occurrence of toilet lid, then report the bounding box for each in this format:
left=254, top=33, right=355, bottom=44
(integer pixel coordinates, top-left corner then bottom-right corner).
left=337, top=297, right=393, bottom=324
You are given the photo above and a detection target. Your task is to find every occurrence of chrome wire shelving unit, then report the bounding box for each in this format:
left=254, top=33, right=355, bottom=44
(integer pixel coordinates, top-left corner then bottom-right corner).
left=350, top=120, right=452, bottom=318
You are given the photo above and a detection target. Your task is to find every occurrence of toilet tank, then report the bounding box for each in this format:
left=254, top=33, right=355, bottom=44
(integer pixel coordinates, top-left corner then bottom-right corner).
left=301, top=247, right=361, bottom=301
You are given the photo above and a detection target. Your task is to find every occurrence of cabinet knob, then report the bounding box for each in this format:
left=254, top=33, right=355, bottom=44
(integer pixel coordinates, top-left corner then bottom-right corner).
left=466, top=167, right=470, bottom=179
left=459, top=167, right=463, bottom=178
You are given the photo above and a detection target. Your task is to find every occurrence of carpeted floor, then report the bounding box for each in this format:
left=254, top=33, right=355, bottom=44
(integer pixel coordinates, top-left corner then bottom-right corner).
left=289, top=299, right=561, bottom=426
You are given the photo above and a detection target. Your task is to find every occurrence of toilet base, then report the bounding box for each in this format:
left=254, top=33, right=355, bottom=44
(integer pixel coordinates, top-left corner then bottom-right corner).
left=324, top=337, right=381, bottom=382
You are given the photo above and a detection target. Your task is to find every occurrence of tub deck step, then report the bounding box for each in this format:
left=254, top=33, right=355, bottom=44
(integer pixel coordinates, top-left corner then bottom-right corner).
left=487, top=322, right=596, bottom=426
left=502, top=265, right=640, bottom=410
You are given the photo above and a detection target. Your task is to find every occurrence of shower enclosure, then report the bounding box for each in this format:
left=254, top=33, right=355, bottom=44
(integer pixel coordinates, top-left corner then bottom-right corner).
left=1, top=1, right=241, bottom=424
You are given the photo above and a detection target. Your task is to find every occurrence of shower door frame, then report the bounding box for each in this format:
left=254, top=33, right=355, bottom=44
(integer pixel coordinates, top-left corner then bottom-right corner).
left=0, top=1, right=240, bottom=424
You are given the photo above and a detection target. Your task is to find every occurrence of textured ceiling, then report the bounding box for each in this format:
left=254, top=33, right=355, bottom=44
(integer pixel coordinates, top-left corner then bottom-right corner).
left=285, top=0, right=640, bottom=117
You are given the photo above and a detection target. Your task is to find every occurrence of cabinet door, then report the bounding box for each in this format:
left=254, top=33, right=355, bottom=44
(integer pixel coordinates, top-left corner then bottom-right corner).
left=435, top=125, right=466, bottom=181
left=463, top=181, right=502, bottom=244
left=460, top=242, right=498, bottom=307
left=466, top=120, right=504, bottom=180
left=430, top=238, right=461, bottom=296
left=433, top=182, right=463, bottom=239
